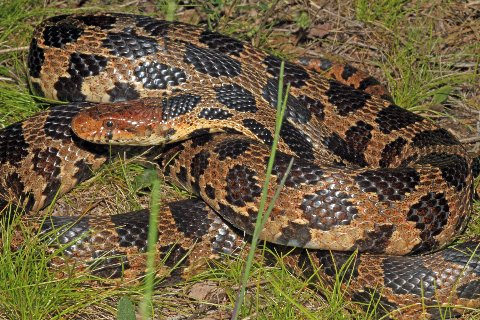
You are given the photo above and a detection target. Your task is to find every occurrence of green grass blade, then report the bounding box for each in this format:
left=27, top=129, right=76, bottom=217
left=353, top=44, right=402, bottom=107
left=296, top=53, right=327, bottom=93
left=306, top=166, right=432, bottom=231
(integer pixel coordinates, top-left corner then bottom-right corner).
left=231, top=61, right=291, bottom=319
left=139, top=178, right=161, bottom=319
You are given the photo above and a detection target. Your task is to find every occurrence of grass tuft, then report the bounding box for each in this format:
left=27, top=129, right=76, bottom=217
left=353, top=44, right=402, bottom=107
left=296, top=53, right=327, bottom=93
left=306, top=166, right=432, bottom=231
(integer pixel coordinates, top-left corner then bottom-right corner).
left=0, top=208, right=124, bottom=319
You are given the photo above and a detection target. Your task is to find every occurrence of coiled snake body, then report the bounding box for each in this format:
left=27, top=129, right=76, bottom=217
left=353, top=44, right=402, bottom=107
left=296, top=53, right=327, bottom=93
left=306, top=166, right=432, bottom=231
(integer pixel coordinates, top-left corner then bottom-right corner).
left=1, top=13, right=479, bottom=319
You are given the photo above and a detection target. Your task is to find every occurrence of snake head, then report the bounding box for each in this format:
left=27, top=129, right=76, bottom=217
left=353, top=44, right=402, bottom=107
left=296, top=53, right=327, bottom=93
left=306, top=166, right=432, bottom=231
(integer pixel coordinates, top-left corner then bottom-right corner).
left=71, top=99, right=174, bottom=146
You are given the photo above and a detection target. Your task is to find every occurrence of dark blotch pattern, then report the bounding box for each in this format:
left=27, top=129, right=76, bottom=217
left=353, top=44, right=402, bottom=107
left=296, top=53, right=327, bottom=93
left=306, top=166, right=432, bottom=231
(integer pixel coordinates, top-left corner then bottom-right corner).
left=284, top=96, right=312, bottom=124
left=261, top=78, right=282, bottom=108
left=205, top=184, right=216, bottom=200
left=354, top=224, right=395, bottom=253
left=263, top=55, right=310, bottom=88
left=107, top=82, right=140, bottom=102
left=293, top=250, right=318, bottom=279
left=168, top=199, right=213, bottom=239
left=55, top=53, right=108, bottom=102
left=457, top=280, right=480, bottom=300
left=270, top=153, right=323, bottom=188
left=42, top=176, right=62, bottom=208
left=198, top=108, right=233, bottom=120
left=280, top=122, right=315, bottom=161
left=136, top=17, right=196, bottom=37
left=222, top=127, right=242, bottom=135
left=159, top=243, right=189, bottom=268
left=358, top=76, right=381, bottom=91
left=68, top=53, right=108, bottom=78
left=417, top=153, right=469, bottom=192
left=44, top=103, right=84, bottom=140
left=54, top=77, right=86, bottom=101
left=30, top=146, right=62, bottom=207
left=261, top=78, right=312, bottom=123
left=407, top=192, right=449, bottom=253
left=89, top=250, right=130, bottom=279
left=242, top=119, right=273, bottom=145
left=27, top=39, right=44, bottom=78
left=442, top=241, right=480, bottom=275
left=44, top=15, right=69, bottom=23
left=161, top=142, right=184, bottom=168
left=315, top=251, right=360, bottom=281
left=134, top=61, right=186, bottom=90
left=225, top=164, right=262, bottom=207
left=162, top=94, right=201, bottom=121
left=300, top=95, right=325, bottom=120
left=189, top=130, right=213, bottom=147
left=375, top=104, right=423, bottom=134
left=73, top=159, right=95, bottom=185
left=322, top=132, right=368, bottom=167
left=383, top=257, right=436, bottom=297
left=0, top=122, right=30, bottom=166
left=177, top=166, right=188, bottom=184
left=345, top=120, right=373, bottom=161
left=190, top=150, right=210, bottom=193
left=276, top=221, right=312, bottom=247
left=326, top=80, right=371, bottom=116
left=40, top=216, right=90, bottom=256
left=136, top=16, right=172, bottom=36
left=411, top=128, right=460, bottom=148
left=42, top=24, right=83, bottom=48
left=355, top=168, right=420, bottom=201
left=31, top=146, right=61, bottom=181
left=0, top=172, right=35, bottom=212
left=184, top=43, right=241, bottom=77
left=301, top=189, right=358, bottom=231
left=102, top=31, right=158, bottom=59
left=199, top=30, right=244, bottom=56
left=215, top=84, right=257, bottom=112
left=213, top=138, right=251, bottom=160
left=296, top=57, right=332, bottom=71
left=218, top=203, right=256, bottom=234
left=428, top=309, right=462, bottom=319
left=472, top=156, right=480, bottom=179
left=341, top=64, right=357, bottom=80
left=379, top=137, right=408, bottom=168
left=75, top=14, right=117, bottom=29
left=111, top=210, right=151, bottom=251
left=31, top=82, right=45, bottom=97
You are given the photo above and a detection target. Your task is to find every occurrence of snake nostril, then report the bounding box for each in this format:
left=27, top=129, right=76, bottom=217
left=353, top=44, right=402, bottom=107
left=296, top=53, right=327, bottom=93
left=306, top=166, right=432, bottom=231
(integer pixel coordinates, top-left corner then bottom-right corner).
left=106, top=131, right=113, bottom=140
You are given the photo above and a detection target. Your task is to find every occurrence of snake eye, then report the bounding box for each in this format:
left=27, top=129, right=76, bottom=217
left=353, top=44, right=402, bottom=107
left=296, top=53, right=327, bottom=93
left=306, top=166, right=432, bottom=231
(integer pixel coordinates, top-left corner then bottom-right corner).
left=105, top=120, right=114, bottom=128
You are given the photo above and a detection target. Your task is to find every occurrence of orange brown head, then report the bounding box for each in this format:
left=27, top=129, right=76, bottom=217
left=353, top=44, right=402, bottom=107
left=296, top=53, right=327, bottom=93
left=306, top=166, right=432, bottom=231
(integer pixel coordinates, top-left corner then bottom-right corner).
left=71, top=99, right=176, bottom=146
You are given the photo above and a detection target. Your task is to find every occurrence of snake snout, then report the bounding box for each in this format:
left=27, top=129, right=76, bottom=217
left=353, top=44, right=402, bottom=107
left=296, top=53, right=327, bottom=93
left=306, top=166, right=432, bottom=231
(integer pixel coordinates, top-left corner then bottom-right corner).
left=71, top=110, right=104, bottom=142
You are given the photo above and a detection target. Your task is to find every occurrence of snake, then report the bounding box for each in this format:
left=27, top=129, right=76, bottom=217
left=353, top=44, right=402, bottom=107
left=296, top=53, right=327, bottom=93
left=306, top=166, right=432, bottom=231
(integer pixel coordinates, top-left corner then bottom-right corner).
left=1, top=12, right=479, bottom=319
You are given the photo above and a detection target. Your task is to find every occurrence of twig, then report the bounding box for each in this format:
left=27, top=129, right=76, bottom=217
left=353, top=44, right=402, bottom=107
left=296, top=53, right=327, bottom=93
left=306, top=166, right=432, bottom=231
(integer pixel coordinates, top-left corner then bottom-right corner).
left=460, top=136, right=480, bottom=144
left=0, top=46, right=29, bottom=53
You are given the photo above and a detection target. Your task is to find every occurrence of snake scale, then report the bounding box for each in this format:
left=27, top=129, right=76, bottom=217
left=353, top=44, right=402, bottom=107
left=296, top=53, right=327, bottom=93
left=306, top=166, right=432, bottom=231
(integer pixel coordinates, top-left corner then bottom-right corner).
left=1, top=13, right=480, bottom=319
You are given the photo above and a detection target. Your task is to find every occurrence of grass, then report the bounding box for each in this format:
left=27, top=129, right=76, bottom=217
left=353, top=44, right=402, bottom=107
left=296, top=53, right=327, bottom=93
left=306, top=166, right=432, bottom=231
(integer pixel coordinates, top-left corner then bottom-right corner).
left=0, top=0, right=479, bottom=319
left=0, top=208, right=128, bottom=319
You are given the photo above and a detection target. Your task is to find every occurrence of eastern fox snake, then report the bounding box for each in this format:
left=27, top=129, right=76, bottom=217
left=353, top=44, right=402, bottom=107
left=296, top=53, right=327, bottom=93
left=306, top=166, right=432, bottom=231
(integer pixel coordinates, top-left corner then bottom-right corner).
left=0, top=13, right=479, bottom=319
